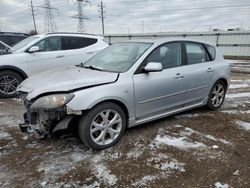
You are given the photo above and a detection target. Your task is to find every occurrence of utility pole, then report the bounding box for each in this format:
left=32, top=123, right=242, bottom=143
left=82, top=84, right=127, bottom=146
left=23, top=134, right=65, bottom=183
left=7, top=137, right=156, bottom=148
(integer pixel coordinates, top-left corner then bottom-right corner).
left=30, top=0, right=37, bottom=33
left=71, top=0, right=90, bottom=33
left=39, top=0, right=58, bottom=33
left=142, top=20, right=144, bottom=33
left=98, top=1, right=105, bottom=35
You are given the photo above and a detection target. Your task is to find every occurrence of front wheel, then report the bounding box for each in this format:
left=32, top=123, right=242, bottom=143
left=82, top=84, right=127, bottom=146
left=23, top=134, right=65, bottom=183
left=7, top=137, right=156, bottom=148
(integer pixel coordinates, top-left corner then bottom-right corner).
left=78, top=102, right=126, bottom=150
left=0, top=71, right=23, bottom=98
left=206, top=81, right=226, bottom=110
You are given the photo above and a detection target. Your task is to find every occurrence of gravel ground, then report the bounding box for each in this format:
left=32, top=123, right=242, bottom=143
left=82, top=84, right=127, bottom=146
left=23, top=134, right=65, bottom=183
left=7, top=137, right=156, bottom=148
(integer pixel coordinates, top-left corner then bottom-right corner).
left=0, top=70, right=250, bottom=187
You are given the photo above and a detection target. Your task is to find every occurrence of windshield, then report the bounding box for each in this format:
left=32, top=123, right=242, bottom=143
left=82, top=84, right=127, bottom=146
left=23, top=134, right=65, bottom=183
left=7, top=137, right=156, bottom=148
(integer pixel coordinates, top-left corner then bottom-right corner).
left=83, top=42, right=152, bottom=73
left=12, top=35, right=41, bottom=52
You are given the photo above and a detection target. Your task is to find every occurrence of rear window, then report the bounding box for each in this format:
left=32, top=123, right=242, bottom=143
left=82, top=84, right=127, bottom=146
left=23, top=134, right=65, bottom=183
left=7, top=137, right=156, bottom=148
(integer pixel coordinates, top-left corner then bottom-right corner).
left=185, top=42, right=207, bottom=64
left=62, top=37, right=97, bottom=50
left=205, top=44, right=216, bottom=60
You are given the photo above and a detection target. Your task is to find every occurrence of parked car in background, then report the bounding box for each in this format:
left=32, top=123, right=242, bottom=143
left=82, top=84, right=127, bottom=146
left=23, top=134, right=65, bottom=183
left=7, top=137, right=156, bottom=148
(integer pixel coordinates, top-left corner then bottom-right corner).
left=0, top=32, right=108, bottom=98
left=0, top=32, right=28, bottom=47
left=0, top=40, right=12, bottom=55
left=17, top=38, right=230, bottom=150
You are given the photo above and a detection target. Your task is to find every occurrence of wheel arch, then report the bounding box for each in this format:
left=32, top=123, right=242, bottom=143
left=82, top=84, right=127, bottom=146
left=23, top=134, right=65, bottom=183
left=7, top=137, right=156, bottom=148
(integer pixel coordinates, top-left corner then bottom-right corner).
left=216, top=77, right=228, bottom=89
left=87, top=99, right=130, bottom=127
left=0, top=65, right=28, bottom=80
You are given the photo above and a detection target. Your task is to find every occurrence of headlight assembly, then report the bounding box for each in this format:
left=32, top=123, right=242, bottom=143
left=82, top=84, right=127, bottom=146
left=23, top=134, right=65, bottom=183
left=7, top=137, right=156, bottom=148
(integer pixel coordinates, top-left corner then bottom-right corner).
left=31, top=94, right=74, bottom=109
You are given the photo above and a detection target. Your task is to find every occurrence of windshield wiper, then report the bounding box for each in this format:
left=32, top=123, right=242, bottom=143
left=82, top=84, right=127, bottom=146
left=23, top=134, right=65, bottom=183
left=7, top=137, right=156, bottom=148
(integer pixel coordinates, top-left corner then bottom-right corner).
left=85, top=65, right=104, bottom=71
left=76, top=63, right=104, bottom=71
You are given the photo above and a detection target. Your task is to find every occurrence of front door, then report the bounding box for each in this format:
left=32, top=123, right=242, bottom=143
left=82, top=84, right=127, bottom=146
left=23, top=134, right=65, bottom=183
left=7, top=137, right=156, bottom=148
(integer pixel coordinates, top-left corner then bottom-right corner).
left=26, top=36, right=67, bottom=75
left=133, top=42, right=187, bottom=120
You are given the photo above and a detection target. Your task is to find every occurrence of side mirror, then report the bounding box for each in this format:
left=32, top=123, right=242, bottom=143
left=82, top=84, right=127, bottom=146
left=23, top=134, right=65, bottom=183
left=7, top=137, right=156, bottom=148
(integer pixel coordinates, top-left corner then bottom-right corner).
left=28, top=46, right=40, bottom=53
left=144, top=62, right=163, bottom=72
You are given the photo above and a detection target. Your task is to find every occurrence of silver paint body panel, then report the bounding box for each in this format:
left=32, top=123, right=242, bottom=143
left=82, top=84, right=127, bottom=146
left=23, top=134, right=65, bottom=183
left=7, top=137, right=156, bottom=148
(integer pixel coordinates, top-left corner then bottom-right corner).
left=17, top=38, right=230, bottom=128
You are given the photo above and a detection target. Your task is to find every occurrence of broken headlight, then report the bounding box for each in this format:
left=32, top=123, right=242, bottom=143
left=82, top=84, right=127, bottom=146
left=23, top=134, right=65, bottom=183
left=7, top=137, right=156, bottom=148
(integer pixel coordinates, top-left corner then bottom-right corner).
left=31, top=94, right=74, bottom=109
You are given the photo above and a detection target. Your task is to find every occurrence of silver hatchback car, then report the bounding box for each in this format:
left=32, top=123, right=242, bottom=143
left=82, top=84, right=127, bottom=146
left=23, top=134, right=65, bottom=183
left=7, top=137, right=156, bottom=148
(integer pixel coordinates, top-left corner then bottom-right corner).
left=17, top=38, right=230, bottom=150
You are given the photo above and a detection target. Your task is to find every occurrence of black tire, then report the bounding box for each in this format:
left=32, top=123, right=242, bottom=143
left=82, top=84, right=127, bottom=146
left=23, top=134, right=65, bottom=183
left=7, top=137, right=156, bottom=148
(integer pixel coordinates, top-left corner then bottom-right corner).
left=78, top=102, right=126, bottom=150
left=0, top=70, right=23, bottom=98
left=206, top=80, right=226, bottom=110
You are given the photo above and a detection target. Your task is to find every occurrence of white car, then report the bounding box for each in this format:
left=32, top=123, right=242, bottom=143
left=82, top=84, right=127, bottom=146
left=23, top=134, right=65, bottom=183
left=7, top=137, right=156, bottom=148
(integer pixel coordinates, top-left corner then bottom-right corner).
left=0, top=32, right=108, bottom=98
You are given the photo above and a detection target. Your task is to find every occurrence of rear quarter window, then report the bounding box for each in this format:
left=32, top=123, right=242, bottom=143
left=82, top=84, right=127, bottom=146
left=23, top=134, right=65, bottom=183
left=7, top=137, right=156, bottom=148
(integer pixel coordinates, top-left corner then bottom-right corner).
left=205, top=44, right=216, bottom=61
left=62, top=37, right=97, bottom=50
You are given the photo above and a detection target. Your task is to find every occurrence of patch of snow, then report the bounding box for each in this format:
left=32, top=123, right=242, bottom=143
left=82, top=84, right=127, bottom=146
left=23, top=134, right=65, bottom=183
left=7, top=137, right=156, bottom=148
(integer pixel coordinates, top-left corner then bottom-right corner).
left=229, top=83, right=249, bottom=89
left=127, top=143, right=145, bottom=159
left=132, top=175, right=157, bottom=187
left=151, top=126, right=231, bottom=151
left=151, top=128, right=206, bottom=150
left=69, top=152, right=87, bottom=162
left=215, top=182, right=229, bottom=188
left=91, top=155, right=118, bottom=186
left=235, top=120, right=250, bottom=131
left=233, top=170, right=240, bottom=176
left=147, top=152, right=185, bottom=173
left=212, top=145, right=219, bottom=149
left=0, top=132, right=12, bottom=140
left=160, top=161, right=185, bottom=172
left=226, top=92, right=250, bottom=99
left=40, top=181, right=47, bottom=186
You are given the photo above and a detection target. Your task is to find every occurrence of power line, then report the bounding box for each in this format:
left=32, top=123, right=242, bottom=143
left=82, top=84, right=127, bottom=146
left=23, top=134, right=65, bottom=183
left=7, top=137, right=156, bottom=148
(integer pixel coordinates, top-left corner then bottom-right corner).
left=106, top=4, right=250, bottom=14
left=39, top=0, right=58, bottom=33
left=98, top=1, right=105, bottom=35
left=71, top=0, right=90, bottom=33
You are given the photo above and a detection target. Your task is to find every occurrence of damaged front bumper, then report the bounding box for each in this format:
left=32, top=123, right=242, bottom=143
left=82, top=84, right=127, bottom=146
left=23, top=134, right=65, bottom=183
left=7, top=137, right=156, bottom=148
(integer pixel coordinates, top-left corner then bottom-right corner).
left=18, top=98, right=80, bottom=139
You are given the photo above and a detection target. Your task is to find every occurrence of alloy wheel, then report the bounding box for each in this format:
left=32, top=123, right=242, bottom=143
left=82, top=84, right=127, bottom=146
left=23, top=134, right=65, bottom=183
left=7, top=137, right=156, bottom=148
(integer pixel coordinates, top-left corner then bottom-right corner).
left=0, top=75, right=19, bottom=95
left=90, top=109, right=122, bottom=146
left=210, top=83, right=225, bottom=108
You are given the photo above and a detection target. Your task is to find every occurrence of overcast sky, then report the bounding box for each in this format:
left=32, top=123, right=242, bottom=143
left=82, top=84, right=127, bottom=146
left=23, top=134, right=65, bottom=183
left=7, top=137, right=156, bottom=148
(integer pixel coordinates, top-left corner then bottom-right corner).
left=0, top=0, right=250, bottom=34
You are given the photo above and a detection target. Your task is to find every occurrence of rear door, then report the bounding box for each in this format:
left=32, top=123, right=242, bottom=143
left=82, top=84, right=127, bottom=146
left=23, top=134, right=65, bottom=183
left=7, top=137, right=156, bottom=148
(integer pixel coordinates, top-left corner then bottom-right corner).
left=62, top=36, right=99, bottom=65
left=180, top=42, right=215, bottom=105
left=26, top=36, right=67, bottom=75
left=133, top=42, right=187, bottom=120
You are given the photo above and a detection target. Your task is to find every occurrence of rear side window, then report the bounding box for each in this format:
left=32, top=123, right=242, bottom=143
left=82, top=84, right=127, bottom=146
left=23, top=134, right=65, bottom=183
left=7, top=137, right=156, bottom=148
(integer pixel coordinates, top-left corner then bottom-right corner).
left=62, top=37, right=97, bottom=50
left=205, top=44, right=216, bottom=60
left=185, top=42, right=207, bottom=64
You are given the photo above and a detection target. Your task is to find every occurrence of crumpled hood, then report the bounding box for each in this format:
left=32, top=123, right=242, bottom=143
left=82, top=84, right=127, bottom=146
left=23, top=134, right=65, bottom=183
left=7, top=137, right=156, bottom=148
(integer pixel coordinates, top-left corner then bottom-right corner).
left=17, top=66, right=118, bottom=100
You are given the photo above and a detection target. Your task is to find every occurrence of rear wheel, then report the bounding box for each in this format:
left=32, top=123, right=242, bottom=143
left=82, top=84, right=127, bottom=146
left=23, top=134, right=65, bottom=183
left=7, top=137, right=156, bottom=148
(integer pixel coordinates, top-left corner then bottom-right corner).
left=78, top=102, right=126, bottom=150
left=207, top=81, right=226, bottom=110
left=0, top=71, right=23, bottom=98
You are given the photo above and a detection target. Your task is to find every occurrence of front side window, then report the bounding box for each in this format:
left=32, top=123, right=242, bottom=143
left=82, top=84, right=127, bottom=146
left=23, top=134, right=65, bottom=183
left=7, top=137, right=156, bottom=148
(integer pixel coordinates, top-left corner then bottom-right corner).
left=145, top=42, right=182, bottom=69
left=35, top=37, right=61, bottom=52
left=12, top=35, right=41, bottom=52
left=83, top=42, right=152, bottom=73
left=62, top=37, right=97, bottom=50
left=185, top=42, right=207, bottom=64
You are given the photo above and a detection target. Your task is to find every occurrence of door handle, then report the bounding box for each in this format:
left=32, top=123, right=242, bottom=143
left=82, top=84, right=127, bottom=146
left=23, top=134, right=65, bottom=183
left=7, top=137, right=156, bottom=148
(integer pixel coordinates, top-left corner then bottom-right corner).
left=56, top=55, right=64, bottom=58
left=207, top=67, right=214, bottom=72
left=174, top=73, right=184, bottom=79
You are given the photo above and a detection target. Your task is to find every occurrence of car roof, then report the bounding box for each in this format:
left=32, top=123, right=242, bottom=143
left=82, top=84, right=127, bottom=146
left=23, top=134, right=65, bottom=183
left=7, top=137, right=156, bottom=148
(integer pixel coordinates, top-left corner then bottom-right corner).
left=44, top=32, right=103, bottom=40
left=0, top=32, right=29, bottom=36
left=121, top=38, right=216, bottom=47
